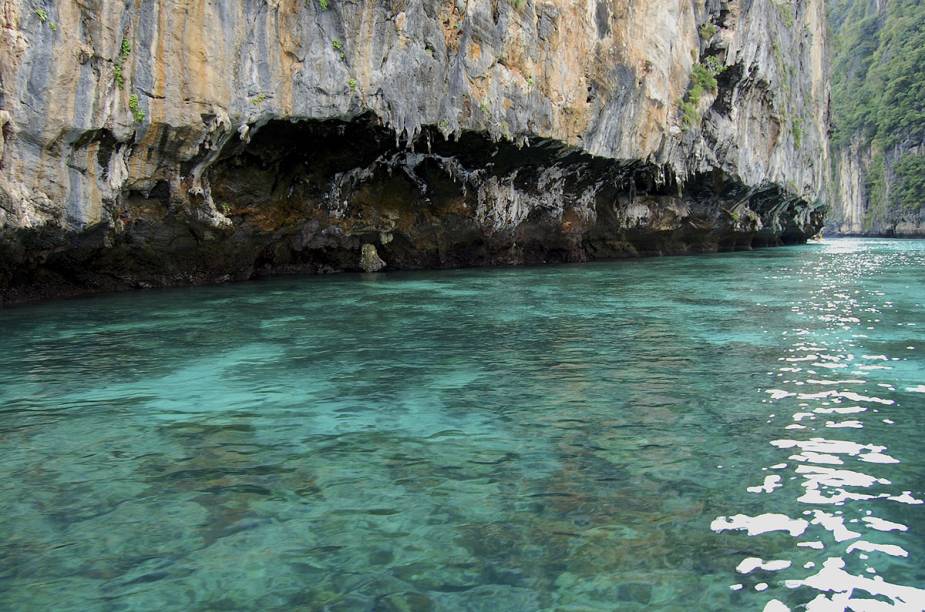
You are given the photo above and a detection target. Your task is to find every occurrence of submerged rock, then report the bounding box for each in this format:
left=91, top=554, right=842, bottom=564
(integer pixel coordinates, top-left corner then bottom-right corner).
left=0, top=0, right=830, bottom=304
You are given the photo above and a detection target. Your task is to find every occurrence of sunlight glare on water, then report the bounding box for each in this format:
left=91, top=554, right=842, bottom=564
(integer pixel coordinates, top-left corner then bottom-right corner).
left=709, top=238, right=925, bottom=611
left=0, top=238, right=923, bottom=610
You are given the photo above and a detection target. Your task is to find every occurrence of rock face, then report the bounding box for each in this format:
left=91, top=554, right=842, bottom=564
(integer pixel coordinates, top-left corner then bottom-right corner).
left=0, top=0, right=829, bottom=304
left=829, top=137, right=925, bottom=237
left=825, top=0, right=925, bottom=237
left=359, top=243, right=386, bottom=273
left=830, top=134, right=872, bottom=235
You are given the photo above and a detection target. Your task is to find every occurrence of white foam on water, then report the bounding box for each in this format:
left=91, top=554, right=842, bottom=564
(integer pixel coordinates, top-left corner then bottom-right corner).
left=860, top=452, right=900, bottom=465
left=711, top=513, right=809, bottom=537
left=796, top=390, right=894, bottom=405
left=815, top=406, right=866, bottom=414
left=825, top=420, right=863, bottom=428
left=791, top=557, right=925, bottom=609
left=810, top=510, right=861, bottom=542
left=861, top=517, right=907, bottom=532
left=736, top=557, right=792, bottom=574
left=796, top=465, right=889, bottom=488
left=748, top=475, right=783, bottom=494
left=814, top=362, right=848, bottom=370
left=806, top=593, right=903, bottom=611
left=795, top=465, right=891, bottom=505
left=846, top=540, right=908, bottom=558
left=764, top=599, right=790, bottom=612
left=887, top=491, right=923, bottom=505
left=803, top=489, right=883, bottom=505
left=789, top=452, right=843, bottom=465
left=772, top=438, right=899, bottom=464
left=839, top=392, right=895, bottom=405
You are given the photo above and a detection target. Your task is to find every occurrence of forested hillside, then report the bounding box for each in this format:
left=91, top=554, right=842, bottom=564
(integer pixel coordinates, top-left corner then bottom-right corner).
left=827, top=0, right=925, bottom=234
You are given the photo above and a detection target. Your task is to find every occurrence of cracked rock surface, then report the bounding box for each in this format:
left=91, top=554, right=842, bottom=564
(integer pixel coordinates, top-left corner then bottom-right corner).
left=0, top=0, right=829, bottom=304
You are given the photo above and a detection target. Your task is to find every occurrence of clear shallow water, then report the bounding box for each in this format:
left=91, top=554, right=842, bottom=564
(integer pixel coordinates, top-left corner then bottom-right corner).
left=0, top=238, right=923, bottom=611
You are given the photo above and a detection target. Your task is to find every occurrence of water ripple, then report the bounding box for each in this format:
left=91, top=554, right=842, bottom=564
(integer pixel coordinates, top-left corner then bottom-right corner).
left=713, top=239, right=925, bottom=610
left=0, top=238, right=922, bottom=610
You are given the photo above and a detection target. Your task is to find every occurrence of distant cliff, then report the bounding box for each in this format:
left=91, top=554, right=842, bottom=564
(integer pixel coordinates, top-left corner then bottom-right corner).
left=826, top=0, right=925, bottom=236
left=0, top=0, right=830, bottom=304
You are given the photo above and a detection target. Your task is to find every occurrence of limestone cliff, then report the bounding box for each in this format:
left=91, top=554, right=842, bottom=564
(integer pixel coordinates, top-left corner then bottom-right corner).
left=0, top=0, right=829, bottom=303
left=825, top=0, right=925, bottom=236
left=829, top=136, right=925, bottom=237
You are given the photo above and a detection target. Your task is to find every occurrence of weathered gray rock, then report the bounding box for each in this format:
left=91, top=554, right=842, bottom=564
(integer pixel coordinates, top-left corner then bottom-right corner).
left=360, top=243, right=386, bottom=273
left=0, top=0, right=830, bottom=303
left=828, top=136, right=925, bottom=236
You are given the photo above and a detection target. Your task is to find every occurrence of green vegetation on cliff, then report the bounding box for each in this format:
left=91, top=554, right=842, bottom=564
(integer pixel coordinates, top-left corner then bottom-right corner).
left=894, top=154, right=925, bottom=214
left=680, top=57, right=724, bottom=129
left=829, top=0, right=925, bottom=229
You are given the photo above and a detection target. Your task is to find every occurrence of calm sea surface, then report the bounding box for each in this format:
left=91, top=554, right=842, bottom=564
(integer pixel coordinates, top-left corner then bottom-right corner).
left=0, top=238, right=923, bottom=610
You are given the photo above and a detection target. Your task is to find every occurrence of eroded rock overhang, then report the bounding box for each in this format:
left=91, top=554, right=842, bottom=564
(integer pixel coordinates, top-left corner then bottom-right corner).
left=0, top=114, right=823, bottom=304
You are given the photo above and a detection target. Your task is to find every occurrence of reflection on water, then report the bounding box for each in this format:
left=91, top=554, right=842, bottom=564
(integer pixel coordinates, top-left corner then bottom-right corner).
left=711, top=239, right=925, bottom=611
left=0, top=238, right=923, bottom=610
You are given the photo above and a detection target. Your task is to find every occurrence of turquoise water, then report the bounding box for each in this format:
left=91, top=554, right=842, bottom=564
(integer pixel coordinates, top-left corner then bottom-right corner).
left=0, top=238, right=923, bottom=611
